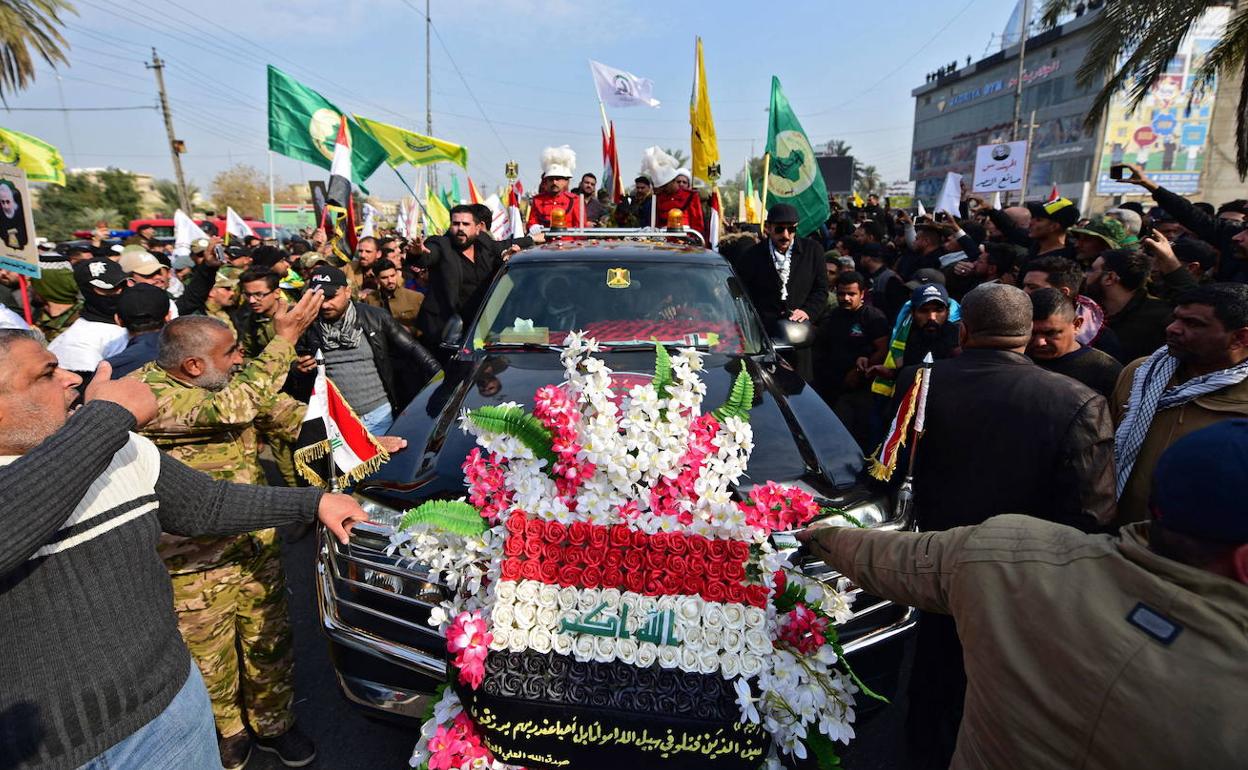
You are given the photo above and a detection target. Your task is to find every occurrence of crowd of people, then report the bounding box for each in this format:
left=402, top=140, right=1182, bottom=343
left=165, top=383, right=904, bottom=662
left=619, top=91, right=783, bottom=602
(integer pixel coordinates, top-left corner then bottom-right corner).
left=1, top=146, right=1245, bottom=770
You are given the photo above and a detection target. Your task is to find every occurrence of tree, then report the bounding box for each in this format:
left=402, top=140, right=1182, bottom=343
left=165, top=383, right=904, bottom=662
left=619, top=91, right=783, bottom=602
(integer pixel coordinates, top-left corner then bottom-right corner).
left=33, top=168, right=139, bottom=239
left=154, top=178, right=199, bottom=215
left=94, top=167, right=141, bottom=221
left=663, top=147, right=690, bottom=168
left=855, top=165, right=883, bottom=197
left=0, top=0, right=74, bottom=100
left=1040, top=0, right=1248, bottom=177
left=822, top=139, right=853, bottom=156
left=211, top=163, right=266, bottom=217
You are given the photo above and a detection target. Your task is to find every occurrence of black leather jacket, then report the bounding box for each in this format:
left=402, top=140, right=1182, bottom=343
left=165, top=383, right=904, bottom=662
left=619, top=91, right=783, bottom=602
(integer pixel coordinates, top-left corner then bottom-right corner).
left=303, top=301, right=442, bottom=414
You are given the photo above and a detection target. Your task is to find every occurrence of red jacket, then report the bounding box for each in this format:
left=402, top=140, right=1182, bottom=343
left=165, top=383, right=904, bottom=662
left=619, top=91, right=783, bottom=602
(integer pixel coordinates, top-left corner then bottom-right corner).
left=654, top=189, right=705, bottom=238
left=526, top=191, right=583, bottom=229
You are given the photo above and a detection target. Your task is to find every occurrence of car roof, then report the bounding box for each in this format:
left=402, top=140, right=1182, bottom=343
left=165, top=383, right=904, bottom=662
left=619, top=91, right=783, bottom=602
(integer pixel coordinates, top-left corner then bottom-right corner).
left=507, top=240, right=727, bottom=266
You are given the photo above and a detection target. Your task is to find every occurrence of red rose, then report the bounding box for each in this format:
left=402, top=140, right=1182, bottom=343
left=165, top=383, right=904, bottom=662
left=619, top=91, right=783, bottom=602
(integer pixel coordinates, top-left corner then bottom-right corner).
left=646, top=572, right=666, bottom=594
left=568, top=521, right=591, bottom=546
left=501, top=559, right=522, bottom=581
left=663, top=571, right=684, bottom=594
left=542, top=520, right=565, bottom=545
left=601, top=567, right=624, bottom=589
left=724, top=561, right=747, bottom=582
left=667, top=554, right=689, bottom=576
left=745, top=584, right=771, bottom=608
left=708, top=539, right=728, bottom=560
left=558, top=564, right=583, bottom=585
left=682, top=574, right=705, bottom=595
left=704, top=581, right=727, bottom=602
left=773, top=569, right=787, bottom=595
left=726, top=583, right=746, bottom=604
left=583, top=547, right=606, bottom=567
left=505, top=512, right=527, bottom=535
left=609, top=524, right=631, bottom=548
left=540, top=561, right=559, bottom=583
left=644, top=549, right=666, bottom=571
left=622, top=549, right=644, bottom=571
left=603, top=549, right=624, bottom=571
left=706, top=561, right=725, bottom=580
left=524, top=518, right=544, bottom=541
left=564, top=546, right=587, bottom=568
left=631, top=530, right=649, bottom=549
left=523, top=539, right=543, bottom=559
left=687, top=536, right=709, bottom=558
left=650, top=532, right=669, bottom=553
left=582, top=565, right=603, bottom=588
left=521, top=560, right=543, bottom=581
left=667, top=534, right=689, bottom=556
left=728, top=541, right=750, bottom=562
left=588, top=526, right=609, bottom=549
left=625, top=570, right=646, bottom=593
left=503, top=537, right=524, bottom=557
left=542, top=543, right=562, bottom=563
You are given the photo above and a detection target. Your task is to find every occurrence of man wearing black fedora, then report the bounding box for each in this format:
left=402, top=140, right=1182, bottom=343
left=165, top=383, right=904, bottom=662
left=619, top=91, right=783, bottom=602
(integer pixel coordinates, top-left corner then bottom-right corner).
left=729, top=203, right=828, bottom=381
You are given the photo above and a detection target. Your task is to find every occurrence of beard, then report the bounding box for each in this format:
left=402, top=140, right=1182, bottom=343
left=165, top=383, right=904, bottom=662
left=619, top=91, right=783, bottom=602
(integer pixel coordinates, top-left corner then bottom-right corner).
left=1, top=399, right=69, bottom=453
left=451, top=232, right=475, bottom=252
left=919, top=321, right=942, bottom=336
left=1084, top=277, right=1105, bottom=302
left=196, top=362, right=238, bottom=392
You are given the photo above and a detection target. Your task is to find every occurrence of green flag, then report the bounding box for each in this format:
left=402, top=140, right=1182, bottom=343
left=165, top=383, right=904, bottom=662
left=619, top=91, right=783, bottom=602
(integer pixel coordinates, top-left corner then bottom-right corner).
left=0, top=127, right=65, bottom=185
left=353, top=115, right=468, bottom=169
left=764, top=76, right=828, bottom=236
left=267, top=66, right=387, bottom=187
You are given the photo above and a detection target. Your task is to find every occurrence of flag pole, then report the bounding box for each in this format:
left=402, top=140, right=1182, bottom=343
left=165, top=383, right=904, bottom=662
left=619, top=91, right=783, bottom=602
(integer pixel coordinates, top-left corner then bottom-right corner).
left=18, top=275, right=33, bottom=325
left=267, top=150, right=276, bottom=243
left=315, top=350, right=340, bottom=493
left=894, top=353, right=933, bottom=523
left=761, top=152, right=771, bottom=213
left=391, top=166, right=431, bottom=220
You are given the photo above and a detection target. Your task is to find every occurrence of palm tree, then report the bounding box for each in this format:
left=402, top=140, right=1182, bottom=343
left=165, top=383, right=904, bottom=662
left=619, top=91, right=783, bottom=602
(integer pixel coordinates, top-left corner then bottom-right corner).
left=663, top=147, right=690, bottom=168
left=155, top=178, right=198, bottom=215
left=80, top=206, right=118, bottom=230
left=855, top=165, right=883, bottom=197
left=1040, top=0, right=1248, bottom=177
left=0, top=0, right=75, bottom=100
left=822, top=139, right=853, bottom=157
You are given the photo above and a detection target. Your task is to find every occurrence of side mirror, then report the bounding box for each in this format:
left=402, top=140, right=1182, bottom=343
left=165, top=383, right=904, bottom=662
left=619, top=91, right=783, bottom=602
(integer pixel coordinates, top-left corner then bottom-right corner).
left=440, top=315, right=464, bottom=351
left=771, top=318, right=813, bottom=350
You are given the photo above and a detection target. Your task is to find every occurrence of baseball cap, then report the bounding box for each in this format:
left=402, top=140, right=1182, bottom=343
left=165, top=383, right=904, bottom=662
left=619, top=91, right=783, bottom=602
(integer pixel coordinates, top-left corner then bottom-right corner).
left=766, top=203, right=800, bottom=224
left=73, top=258, right=126, bottom=291
left=1068, top=216, right=1127, bottom=250
left=1151, top=419, right=1248, bottom=543
left=170, top=252, right=194, bottom=270
left=213, top=272, right=239, bottom=290
left=308, top=265, right=348, bottom=297
left=119, top=246, right=164, bottom=276
left=911, top=282, right=949, bottom=308
left=116, top=283, right=170, bottom=328
left=906, top=267, right=947, bottom=291
left=1026, top=197, right=1080, bottom=229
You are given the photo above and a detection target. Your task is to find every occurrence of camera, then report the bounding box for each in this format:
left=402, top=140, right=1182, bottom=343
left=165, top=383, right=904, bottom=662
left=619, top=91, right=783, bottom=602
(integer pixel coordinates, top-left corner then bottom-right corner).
left=1110, top=164, right=1135, bottom=182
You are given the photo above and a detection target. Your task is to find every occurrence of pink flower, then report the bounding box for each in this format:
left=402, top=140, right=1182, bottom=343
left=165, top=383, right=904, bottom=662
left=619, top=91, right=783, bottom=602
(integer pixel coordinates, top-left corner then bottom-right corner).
left=427, top=725, right=469, bottom=770
left=778, top=602, right=829, bottom=655
left=739, top=481, right=821, bottom=533
left=447, top=611, right=492, bottom=690
left=462, top=449, right=513, bottom=522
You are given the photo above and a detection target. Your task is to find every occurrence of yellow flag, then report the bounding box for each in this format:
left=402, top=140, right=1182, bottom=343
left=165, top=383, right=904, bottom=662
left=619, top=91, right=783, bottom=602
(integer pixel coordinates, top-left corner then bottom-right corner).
left=852, top=191, right=865, bottom=208
left=689, top=37, right=719, bottom=187
left=0, top=126, right=65, bottom=185
left=425, top=186, right=450, bottom=234
left=354, top=115, right=468, bottom=170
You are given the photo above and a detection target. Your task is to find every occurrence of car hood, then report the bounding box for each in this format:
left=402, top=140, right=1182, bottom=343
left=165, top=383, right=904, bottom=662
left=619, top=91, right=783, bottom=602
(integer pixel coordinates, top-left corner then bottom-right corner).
left=358, top=351, right=865, bottom=508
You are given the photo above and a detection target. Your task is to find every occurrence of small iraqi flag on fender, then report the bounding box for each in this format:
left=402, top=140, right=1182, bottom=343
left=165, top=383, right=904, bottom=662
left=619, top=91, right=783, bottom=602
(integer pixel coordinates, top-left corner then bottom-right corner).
left=294, top=358, right=389, bottom=488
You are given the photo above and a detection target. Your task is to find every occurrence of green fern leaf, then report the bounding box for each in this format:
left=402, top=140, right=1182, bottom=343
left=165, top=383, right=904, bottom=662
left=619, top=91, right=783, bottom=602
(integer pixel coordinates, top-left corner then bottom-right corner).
left=400, top=500, right=488, bottom=536
left=713, top=368, right=755, bottom=421
left=466, top=405, right=558, bottom=469
left=651, top=341, right=673, bottom=400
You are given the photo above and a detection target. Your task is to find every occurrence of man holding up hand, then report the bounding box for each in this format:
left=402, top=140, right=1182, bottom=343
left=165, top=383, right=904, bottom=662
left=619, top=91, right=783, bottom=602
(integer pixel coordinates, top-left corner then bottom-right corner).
left=0, top=330, right=368, bottom=770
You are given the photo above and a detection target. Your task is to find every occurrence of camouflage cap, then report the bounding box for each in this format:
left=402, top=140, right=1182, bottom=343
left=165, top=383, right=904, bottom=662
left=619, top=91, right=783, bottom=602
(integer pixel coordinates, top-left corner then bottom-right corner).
left=1069, top=216, right=1126, bottom=250
left=213, top=271, right=239, bottom=289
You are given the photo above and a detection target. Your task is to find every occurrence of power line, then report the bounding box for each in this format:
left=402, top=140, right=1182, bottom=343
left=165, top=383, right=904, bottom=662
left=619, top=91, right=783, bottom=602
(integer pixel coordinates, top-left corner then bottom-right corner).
left=1, top=105, right=156, bottom=111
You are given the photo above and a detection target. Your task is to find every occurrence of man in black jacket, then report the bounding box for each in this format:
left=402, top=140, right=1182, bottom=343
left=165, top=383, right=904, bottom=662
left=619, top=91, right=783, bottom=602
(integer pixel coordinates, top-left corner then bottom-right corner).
left=405, top=205, right=507, bottom=350
left=890, top=282, right=1116, bottom=770
left=730, top=203, right=828, bottom=380
left=300, top=266, right=440, bottom=434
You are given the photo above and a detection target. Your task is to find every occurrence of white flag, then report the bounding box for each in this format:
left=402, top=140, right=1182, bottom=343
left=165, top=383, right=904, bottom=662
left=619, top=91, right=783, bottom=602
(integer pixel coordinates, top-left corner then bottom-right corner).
left=395, top=198, right=410, bottom=238
left=173, top=209, right=209, bottom=255
left=225, top=207, right=254, bottom=241
left=589, top=60, right=661, bottom=108
left=360, top=203, right=378, bottom=238
left=916, top=199, right=928, bottom=218
left=934, top=172, right=962, bottom=215
left=484, top=194, right=509, bottom=240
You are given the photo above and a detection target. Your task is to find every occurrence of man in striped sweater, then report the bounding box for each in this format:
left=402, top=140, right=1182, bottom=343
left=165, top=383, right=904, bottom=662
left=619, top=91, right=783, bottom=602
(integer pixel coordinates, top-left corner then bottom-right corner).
left=0, top=329, right=368, bottom=770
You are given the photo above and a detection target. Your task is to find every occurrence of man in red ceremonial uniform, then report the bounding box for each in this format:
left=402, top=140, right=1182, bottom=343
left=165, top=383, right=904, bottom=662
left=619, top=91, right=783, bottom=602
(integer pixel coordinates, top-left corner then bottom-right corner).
left=526, top=145, right=583, bottom=230
left=639, top=146, right=705, bottom=237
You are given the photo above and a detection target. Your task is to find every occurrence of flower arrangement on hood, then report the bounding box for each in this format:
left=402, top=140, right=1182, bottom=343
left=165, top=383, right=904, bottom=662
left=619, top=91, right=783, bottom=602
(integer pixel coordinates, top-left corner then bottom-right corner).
left=393, top=334, right=874, bottom=770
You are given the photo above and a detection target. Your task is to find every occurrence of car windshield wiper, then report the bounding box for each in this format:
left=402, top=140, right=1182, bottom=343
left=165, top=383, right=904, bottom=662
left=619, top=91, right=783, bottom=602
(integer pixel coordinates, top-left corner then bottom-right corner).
left=480, top=341, right=565, bottom=352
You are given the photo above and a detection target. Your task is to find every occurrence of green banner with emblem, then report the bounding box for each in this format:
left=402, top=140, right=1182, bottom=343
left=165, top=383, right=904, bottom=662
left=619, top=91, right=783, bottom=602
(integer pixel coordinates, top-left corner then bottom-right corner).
left=267, top=66, right=387, bottom=187
left=764, top=76, right=828, bottom=237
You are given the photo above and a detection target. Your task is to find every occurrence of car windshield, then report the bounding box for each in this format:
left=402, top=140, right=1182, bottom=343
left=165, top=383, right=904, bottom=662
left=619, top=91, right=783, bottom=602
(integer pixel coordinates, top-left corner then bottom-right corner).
left=471, top=260, right=763, bottom=355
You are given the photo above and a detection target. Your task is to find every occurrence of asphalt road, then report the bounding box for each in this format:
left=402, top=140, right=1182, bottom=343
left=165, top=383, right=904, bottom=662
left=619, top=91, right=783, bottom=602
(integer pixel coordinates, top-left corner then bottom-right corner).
left=245, top=526, right=916, bottom=770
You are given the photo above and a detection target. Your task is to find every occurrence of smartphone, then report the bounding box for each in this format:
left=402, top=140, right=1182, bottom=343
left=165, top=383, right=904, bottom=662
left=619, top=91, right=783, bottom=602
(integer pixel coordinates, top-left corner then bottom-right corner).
left=1110, top=164, right=1132, bottom=181
left=213, top=244, right=226, bottom=262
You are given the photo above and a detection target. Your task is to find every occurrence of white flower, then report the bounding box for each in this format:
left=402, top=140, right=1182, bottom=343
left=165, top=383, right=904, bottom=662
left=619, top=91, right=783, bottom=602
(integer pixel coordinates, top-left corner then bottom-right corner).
left=657, top=646, right=681, bottom=669
left=743, top=606, right=766, bottom=629
left=635, top=642, right=658, bottom=667
left=702, top=627, right=722, bottom=649
left=704, top=604, right=725, bottom=631
left=573, top=635, right=595, bottom=662
left=741, top=653, right=765, bottom=676
left=615, top=637, right=638, bottom=664
left=676, top=596, right=702, bottom=625
left=734, top=677, right=760, bottom=724
left=577, top=588, right=600, bottom=612
left=537, top=584, right=559, bottom=609
left=745, top=628, right=772, bottom=654
left=528, top=626, right=553, bottom=654
left=699, top=649, right=720, bottom=675
left=515, top=580, right=539, bottom=604
left=513, top=603, right=536, bottom=630
left=721, top=604, right=746, bottom=630
left=507, top=630, right=527, bottom=654
left=537, top=606, right=559, bottom=629
left=558, top=586, right=579, bottom=610
left=552, top=633, right=574, bottom=656
left=495, top=581, right=515, bottom=603
left=721, top=628, right=744, bottom=653
left=682, top=626, right=705, bottom=648
left=719, top=652, right=742, bottom=679
left=427, top=604, right=449, bottom=630
left=680, top=646, right=701, bottom=672
left=489, top=627, right=510, bottom=651
left=491, top=604, right=514, bottom=629
left=592, top=636, right=616, bottom=663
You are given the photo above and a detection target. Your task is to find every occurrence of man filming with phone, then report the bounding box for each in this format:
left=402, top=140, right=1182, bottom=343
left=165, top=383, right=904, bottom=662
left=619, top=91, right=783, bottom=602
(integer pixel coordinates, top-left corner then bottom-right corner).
left=1114, top=162, right=1248, bottom=283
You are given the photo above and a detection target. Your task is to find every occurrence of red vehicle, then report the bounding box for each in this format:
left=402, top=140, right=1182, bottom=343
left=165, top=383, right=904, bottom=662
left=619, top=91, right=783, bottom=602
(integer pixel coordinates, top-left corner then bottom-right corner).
left=125, top=217, right=274, bottom=240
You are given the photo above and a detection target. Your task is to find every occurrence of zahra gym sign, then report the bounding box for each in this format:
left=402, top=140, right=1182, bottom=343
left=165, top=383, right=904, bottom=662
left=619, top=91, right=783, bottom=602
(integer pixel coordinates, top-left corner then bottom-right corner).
left=940, top=60, right=1062, bottom=112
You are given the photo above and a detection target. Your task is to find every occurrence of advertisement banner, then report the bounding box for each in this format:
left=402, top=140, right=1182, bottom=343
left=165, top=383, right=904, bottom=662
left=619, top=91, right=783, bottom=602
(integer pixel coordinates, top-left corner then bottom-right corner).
left=1096, top=7, right=1228, bottom=195
left=0, top=166, right=38, bottom=278
left=972, top=141, right=1027, bottom=193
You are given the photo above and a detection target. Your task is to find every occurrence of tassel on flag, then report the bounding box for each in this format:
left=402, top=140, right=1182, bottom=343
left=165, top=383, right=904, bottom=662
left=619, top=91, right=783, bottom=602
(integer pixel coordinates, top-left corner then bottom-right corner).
left=868, top=367, right=926, bottom=481
left=294, top=357, right=390, bottom=488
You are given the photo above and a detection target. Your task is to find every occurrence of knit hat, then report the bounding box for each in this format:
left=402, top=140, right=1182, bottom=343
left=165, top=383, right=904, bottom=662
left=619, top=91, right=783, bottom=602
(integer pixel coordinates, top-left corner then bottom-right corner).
left=32, top=262, right=80, bottom=305
left=1069, top=216, right=1127, bottom=250
left=539, top=146, right=576, bottom=179
left=1151, top=419, right=1248, bottom=543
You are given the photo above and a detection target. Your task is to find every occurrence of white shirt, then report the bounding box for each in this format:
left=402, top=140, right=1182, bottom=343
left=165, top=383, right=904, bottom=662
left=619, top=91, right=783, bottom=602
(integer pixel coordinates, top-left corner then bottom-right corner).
left=47, top=318, right=129, bottom=372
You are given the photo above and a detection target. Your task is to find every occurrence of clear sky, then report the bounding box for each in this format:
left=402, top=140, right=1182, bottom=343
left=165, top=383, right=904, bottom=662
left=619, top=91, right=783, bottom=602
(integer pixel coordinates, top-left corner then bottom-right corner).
left=2, top=0, right=1018, bottom=203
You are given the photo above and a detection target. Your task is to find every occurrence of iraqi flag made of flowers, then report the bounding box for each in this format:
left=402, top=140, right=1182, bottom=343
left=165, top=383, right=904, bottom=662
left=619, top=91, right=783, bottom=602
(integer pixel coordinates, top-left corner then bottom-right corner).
left=396, top=335, right=863, bottom=770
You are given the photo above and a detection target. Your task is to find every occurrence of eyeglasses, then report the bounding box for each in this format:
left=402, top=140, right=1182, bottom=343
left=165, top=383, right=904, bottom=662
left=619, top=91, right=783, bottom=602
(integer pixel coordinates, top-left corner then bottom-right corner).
left=242, top=289, right=275, bottom=299
left=771, top=225, right=798, bottom=234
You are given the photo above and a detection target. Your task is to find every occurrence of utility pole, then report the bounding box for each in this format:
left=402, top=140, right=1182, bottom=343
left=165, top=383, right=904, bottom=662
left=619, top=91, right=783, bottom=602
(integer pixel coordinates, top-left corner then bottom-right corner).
left=425, top=0, right=437, bottom=191
left=1010, top=0, right=1031, bottom=142
left=147, top=48, right=191, bottom=213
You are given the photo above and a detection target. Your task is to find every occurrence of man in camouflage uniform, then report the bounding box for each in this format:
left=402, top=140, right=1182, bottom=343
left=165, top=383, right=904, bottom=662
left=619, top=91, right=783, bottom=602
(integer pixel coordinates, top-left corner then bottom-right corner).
left=205, top=270, right=240, bottom=332
left=134, top=291, right=321, bottom=769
